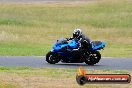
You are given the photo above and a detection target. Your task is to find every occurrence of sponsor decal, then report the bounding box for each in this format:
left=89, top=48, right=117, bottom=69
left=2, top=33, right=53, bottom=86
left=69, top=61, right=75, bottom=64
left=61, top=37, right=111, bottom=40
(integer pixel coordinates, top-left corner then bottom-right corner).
left=76, top=67, right=131, bottom=85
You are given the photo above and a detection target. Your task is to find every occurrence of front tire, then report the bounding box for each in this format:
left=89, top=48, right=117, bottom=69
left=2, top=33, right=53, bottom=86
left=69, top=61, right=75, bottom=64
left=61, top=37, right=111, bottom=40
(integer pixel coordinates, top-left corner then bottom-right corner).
left=85, top=51, right=101, bottom=65
left=46, top=51, right=60, bottom=64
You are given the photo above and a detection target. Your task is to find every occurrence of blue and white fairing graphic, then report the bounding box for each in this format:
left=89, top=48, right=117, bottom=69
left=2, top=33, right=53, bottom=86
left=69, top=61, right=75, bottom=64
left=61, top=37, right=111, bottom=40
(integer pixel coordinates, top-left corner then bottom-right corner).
left=51, top=38, right=79, bottom=52
left=68, top=39, right=79, bottom=49
left=91, top=41, right=105, bottom=51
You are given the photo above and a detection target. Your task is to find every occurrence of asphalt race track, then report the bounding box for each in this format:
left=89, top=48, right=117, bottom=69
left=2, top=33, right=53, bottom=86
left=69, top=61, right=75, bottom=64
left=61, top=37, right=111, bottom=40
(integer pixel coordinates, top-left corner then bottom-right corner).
left=0, top=56, right=132, bottom=70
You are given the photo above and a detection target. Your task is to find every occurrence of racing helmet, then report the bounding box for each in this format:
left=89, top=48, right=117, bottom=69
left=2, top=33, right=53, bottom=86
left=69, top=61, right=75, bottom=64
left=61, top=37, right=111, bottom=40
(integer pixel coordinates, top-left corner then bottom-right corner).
left=73, top=28, right=82, bottom=38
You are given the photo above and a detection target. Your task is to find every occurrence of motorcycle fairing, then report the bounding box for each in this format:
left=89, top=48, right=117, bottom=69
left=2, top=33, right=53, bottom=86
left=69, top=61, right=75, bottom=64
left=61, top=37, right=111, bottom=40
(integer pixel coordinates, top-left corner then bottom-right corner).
left=51, top=39, right=79, bottom=52
left=91, top=41, right=105, bottom=51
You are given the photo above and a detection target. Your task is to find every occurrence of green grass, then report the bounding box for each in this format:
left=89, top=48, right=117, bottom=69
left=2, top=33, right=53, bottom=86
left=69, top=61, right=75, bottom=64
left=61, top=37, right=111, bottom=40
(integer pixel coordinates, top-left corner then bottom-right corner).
left=0, top=42, right=51, bottom=56
left=0, top=66, right=129, bottom=78
left=0, top=0, right=132, bottom=57
left=0, top=82, right=20, bottom=88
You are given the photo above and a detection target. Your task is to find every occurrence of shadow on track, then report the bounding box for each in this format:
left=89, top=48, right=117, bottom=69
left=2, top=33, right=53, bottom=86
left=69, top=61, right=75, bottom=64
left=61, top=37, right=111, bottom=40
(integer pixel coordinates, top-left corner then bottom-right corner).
left=45, top=62, right=104, bottom=67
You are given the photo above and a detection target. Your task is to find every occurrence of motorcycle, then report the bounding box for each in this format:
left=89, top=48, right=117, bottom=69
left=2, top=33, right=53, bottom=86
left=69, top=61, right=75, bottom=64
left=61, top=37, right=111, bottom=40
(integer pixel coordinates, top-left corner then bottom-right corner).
left=46, top=38, right=105, bottom=65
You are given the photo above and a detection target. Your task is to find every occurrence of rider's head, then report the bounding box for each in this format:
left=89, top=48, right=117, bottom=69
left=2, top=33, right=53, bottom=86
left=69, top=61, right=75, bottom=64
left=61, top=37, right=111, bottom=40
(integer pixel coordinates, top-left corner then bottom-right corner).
left=73, top=28, right=82, bottom=38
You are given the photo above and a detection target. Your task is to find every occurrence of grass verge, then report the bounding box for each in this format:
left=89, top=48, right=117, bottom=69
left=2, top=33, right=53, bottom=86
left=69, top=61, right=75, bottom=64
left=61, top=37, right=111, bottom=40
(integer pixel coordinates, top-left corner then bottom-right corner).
left=0, top=66, right=131, bottom=88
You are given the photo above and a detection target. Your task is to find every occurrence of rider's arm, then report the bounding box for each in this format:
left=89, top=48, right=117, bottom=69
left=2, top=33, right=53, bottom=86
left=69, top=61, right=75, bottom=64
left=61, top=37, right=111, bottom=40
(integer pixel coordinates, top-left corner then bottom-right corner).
left=66, top=37, right=74, bottom=41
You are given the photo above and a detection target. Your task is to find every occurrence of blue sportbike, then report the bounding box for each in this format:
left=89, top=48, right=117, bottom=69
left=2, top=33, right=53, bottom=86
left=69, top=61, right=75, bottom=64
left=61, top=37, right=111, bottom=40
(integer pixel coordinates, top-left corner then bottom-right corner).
left=46, top=38, right=105, bottom=65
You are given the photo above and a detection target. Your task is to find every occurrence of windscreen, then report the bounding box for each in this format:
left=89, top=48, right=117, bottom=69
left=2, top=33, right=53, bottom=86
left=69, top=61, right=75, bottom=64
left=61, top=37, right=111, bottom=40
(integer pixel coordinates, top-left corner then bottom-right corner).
left=54, top=38, right=68, bottom=45
left=91, top=41, right=102, bottom=46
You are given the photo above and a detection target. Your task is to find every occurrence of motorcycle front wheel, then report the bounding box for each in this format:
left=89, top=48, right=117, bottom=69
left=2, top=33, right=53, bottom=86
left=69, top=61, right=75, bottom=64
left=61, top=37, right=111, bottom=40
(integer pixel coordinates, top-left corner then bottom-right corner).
left=85, top=51, right=101, bottom=65
left=46, top=51, right=60, bottom=64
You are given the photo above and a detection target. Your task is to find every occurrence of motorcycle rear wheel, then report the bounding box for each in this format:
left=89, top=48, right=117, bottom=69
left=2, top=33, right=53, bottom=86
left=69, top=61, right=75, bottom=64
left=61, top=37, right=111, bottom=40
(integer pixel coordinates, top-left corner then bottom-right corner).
left=85, top=51, right=101, bottom=65
left=46, top=51, right=60, bottom=64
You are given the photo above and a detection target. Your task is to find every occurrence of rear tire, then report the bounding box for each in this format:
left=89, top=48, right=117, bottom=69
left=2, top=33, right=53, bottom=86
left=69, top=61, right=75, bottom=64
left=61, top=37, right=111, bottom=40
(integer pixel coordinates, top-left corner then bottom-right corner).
left=46, top=51, right=60, bottom=64
left=85, top=51, right=101, bottom=65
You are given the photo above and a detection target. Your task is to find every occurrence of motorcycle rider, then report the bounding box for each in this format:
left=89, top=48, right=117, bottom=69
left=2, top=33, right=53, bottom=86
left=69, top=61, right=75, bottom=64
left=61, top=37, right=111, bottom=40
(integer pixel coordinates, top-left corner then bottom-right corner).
left=67, top=28, right=91, bottom=50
